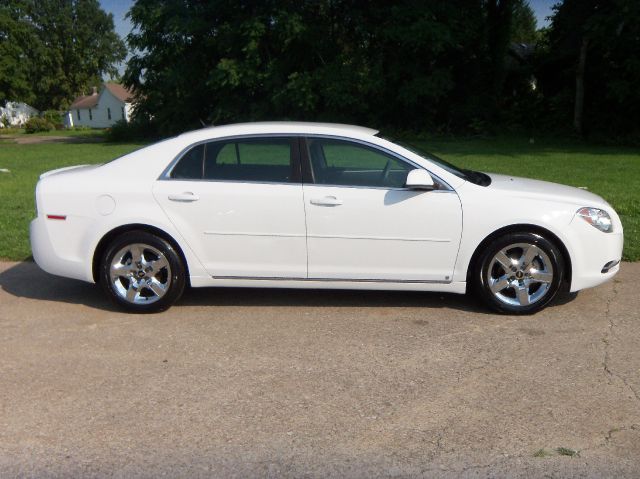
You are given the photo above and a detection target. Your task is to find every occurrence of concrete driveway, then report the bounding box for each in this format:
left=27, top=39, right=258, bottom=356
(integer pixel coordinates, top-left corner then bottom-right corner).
left=0, top=261, right=638, bottom=478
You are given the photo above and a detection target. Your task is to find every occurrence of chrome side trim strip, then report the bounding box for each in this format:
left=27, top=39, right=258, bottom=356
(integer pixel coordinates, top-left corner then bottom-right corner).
left=203, top=231, right=450, bottom=242
left=211, top=276, right=451, bottom=284
left=204, top=231, right=305, bottom=238
left=308, top=234, right=450, bottom=243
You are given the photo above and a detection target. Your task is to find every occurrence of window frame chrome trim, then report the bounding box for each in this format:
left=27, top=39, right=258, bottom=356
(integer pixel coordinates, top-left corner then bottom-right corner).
left=301, top=134, right=453, bottom=191
left=158, top=134, right=303, bottom=184
left=158, top=132, right=454, bottom=192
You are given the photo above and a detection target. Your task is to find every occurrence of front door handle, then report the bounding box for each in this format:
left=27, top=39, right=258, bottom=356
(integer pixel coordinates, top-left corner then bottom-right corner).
left=310, top=196, right=343, bottom=206
left=168, top=192, right=199, bottom=202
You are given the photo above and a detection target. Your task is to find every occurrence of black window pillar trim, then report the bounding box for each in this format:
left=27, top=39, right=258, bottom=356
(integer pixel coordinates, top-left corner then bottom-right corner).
left=298, top=137, right=314, bottom=184
left=290, top=137, right=303, bottom=183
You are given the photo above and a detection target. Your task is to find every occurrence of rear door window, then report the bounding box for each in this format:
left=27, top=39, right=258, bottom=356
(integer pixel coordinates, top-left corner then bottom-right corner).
left=170, top=137, right=296, bottom=183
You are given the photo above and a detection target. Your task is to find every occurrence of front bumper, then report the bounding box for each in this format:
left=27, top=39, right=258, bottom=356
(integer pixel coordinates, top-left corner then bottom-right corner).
left=567, top=217, right=623, bottom=292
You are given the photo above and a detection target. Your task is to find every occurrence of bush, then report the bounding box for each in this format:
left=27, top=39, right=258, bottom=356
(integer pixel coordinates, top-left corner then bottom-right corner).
left=0, top=126, right=22, bottom=135
left=42, top=110, right=63, bottom=129
left=24, top=117, right=54, bottom=134
left=106, top=119, right=156, bottom=142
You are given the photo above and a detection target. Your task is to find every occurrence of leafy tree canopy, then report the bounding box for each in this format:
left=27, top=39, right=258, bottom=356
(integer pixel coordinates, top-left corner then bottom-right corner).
left=0, top=0, right=126, bottom=110
left=539, top=0, right=640, bottom=138
left=511, top=0, right=538, bottom=43
left=125, top=0, right=501, bottom=135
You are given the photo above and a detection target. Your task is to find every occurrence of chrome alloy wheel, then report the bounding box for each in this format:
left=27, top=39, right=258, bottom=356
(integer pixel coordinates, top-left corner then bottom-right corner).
left=109, top=243, right=171, bottom=305
left=486, top=242, right=554, bottom=307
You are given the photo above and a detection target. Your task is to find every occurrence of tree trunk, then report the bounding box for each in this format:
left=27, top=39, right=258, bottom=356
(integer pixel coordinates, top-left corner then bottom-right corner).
left=486, top=0, right=514, bottom=118
left=574, top=36, right=589, bottom=135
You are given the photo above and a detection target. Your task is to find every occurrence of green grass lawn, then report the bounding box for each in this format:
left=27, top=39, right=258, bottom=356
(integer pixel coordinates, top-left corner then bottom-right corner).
left=0, top=135, right=637, bottom=261
left=0, top=141, right=144, bottom=260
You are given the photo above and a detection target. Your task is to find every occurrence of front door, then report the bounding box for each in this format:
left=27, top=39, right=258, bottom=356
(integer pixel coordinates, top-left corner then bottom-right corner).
left=153, top=136, right=307, bottom=278
left=302, top=137, right=462, bottom=282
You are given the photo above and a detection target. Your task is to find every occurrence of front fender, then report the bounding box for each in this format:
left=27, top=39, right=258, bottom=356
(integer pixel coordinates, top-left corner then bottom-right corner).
left=453, top=185, right=578, bottom=284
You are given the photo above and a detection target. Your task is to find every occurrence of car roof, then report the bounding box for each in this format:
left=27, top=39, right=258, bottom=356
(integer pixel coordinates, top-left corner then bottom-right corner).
left=177, top=121, right=379, bottom=143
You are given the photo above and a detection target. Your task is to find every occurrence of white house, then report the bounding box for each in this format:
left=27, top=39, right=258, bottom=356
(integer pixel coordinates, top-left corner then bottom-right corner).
left=65, top=83, right=134, bottom=128
left=0, top=101, right=39, bottom=127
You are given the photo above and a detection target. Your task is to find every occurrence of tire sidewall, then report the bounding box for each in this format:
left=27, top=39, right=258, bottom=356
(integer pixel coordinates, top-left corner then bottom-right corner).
left=100, top=231, right=186, bottom=313
left=475, top=232, right=565, bottom=315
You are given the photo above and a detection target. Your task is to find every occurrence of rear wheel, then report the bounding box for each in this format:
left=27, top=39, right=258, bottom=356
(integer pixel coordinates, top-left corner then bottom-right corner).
left=474, top=232, right=565, bottom=314
left=100, top=231, right=186, bottom=313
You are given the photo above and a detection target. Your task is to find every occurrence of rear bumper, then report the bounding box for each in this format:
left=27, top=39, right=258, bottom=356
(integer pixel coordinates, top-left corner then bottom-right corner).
left=30, top=216, right=91, bottom=282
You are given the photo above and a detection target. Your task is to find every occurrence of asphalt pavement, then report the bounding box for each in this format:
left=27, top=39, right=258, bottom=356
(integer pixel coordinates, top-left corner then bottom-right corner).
left=1, top=261, right=638, bottom=478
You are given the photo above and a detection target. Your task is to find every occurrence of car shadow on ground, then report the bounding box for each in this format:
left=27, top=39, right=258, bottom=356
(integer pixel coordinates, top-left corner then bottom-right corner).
left=0, top=261, right=576, bottom=314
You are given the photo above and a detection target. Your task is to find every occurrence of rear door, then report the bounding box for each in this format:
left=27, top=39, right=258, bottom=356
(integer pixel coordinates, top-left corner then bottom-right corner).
left=153, top=136, right=307, bottom=278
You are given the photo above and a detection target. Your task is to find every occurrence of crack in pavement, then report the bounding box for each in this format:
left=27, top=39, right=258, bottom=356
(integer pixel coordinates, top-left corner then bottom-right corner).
left=604, top=424, right=639, bottom=445
left=581, top=423, right=640, bottom=454
left=602, top=280, right=640, bottom=405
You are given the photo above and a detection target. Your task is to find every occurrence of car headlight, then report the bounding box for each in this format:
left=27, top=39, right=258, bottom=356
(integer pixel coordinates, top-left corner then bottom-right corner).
left=577, top=207, right=613, bottom=233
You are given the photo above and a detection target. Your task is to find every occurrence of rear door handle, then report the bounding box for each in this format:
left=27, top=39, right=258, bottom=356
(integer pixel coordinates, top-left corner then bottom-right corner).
left=168, top=192, right=199, bottom=202
left=310, top=196, right=343, bottom=206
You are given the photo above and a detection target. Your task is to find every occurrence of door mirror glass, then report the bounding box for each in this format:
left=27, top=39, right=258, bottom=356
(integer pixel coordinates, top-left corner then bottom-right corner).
left=405, top=169, right=435, bottom=190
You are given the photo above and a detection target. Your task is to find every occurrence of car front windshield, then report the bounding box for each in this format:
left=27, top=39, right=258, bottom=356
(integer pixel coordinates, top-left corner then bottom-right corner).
left=385, top=138, right=491, bottom=186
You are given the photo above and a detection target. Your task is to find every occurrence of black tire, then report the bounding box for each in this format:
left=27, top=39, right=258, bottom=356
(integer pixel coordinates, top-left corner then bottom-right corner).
left=99, top=231, right=186, bottom=313
left=473, top=232, right=565, bottom=315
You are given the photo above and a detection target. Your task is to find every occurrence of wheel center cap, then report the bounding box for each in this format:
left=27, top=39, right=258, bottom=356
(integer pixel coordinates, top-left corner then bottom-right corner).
left=137, top=270, right=145, bottom=278
left=515, top=271, right=524, bottom=279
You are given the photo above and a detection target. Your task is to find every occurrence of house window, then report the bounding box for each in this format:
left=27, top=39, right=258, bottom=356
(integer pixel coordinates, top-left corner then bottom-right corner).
left=107, top=107, right=111, bottom=120
left=77, top=110, right=81, bottom=120
left=89, top=109, right=92, bottom=121
left=121, top=107, right=125, bottom=119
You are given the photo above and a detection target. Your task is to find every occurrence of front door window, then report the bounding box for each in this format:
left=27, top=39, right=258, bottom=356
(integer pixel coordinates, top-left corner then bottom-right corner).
left=307, top=138, right=413, bottom=188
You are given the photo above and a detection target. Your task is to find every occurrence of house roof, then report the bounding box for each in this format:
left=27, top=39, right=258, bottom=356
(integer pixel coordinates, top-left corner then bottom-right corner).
left=104, top=82, right=134, bottom=102
left=0, top=101, right=39, bottom=113
left=69, top=83, right=133, bottom=110
left=69, top=93, right=99, bottom=110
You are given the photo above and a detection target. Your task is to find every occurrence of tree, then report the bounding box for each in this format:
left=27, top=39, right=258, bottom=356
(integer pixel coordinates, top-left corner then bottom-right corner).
left=0, top=0, right=40, bottom=105
left=0, top=0, right=126, bottom=110
left=484, top=0, right=537, bottom=120
left=511, top=0, right=537, bottom=43
left=125, top=0, right=491, bottom=134
left=127, top=0, right=636, bottom=139
left=540, top=0, right=640, bottom=138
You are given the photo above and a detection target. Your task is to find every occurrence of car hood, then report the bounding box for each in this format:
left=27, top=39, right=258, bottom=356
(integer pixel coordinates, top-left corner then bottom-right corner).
left=486, top=173, right=610, bottom=208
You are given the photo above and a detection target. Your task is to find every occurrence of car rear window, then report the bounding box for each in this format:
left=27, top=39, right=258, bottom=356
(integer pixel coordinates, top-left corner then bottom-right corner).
left=170, top=138, right=295, bottom=183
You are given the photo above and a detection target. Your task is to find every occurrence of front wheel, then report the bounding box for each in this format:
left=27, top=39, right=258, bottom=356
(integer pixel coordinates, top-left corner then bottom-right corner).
left=100, top=231, right=186, bottom=313
left=474, top=232, right=565, bottom=314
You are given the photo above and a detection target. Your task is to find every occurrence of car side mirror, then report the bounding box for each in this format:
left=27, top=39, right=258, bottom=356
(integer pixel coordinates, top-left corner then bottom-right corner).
left=405, top=169, right=435, bottom=190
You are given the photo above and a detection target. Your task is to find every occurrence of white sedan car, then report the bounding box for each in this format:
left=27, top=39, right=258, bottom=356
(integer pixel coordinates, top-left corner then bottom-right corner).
left=30, top=122, right=623, bottom=314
